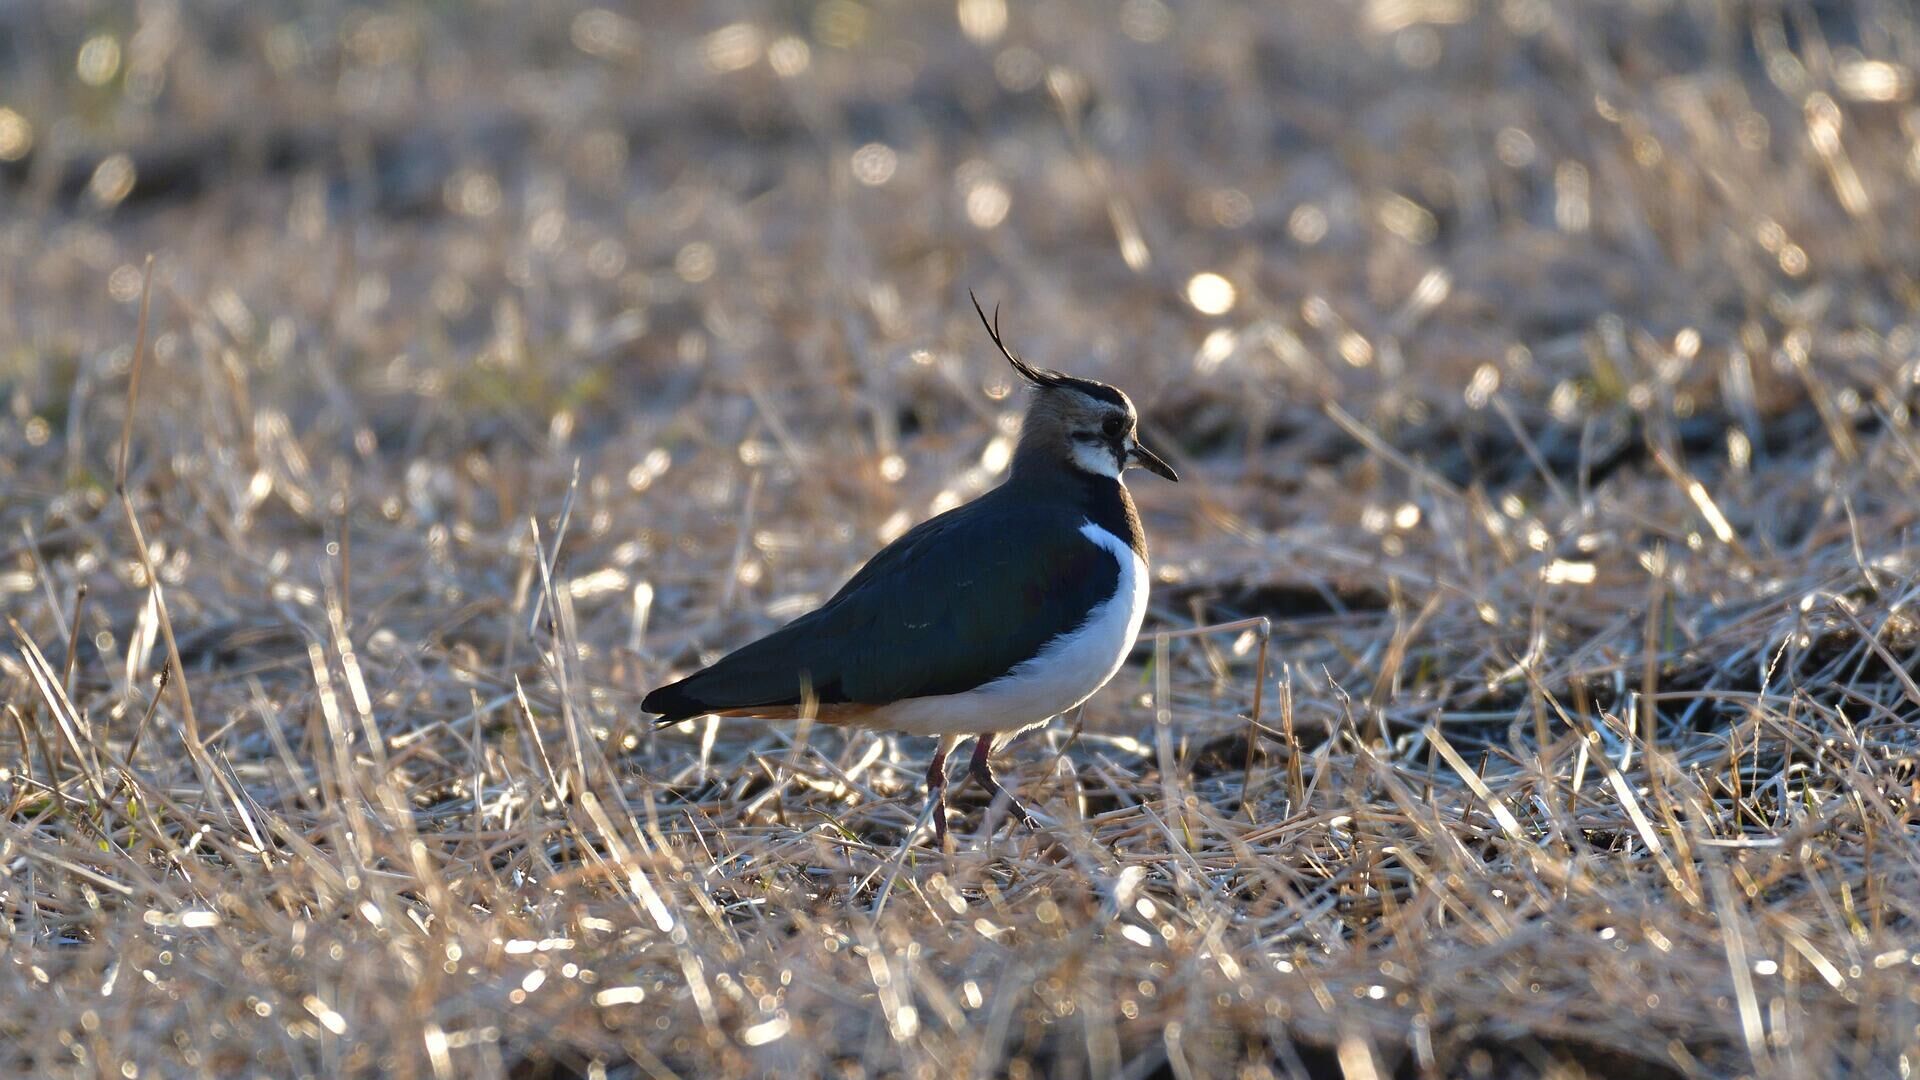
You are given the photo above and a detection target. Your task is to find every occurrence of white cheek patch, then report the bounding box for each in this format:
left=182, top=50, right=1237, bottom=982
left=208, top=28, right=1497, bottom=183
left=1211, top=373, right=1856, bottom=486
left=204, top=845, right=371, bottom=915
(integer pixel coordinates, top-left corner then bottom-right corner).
left=1070, top=439, right=1122, bottom=478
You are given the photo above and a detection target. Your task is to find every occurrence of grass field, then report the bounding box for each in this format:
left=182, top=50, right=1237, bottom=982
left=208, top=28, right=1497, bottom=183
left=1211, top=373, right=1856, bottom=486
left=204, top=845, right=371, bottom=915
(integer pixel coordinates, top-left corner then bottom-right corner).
left=5, top=2, right=1920, bottom=1076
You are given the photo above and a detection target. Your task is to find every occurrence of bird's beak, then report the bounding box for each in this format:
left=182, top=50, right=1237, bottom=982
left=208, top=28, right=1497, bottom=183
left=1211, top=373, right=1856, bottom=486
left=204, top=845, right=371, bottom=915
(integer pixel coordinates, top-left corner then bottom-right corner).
left=1127, top=437, right=1179, bottom=482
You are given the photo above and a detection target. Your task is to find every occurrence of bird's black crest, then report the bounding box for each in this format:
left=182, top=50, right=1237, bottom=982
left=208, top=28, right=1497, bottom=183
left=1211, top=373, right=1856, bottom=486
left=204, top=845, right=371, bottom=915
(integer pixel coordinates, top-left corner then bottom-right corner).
left=969, top=291, right=1128, bottom=408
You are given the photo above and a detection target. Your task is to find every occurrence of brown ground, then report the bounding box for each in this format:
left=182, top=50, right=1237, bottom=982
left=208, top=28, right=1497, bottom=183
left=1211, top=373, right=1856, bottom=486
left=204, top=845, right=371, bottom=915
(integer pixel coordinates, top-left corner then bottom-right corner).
left=5, top=2, right=1920, bottom=1077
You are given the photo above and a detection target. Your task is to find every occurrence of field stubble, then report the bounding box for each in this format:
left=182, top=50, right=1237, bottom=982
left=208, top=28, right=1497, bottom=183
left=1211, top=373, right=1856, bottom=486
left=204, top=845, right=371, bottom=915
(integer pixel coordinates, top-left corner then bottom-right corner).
left=4, top=2, right=1920, bottom=1077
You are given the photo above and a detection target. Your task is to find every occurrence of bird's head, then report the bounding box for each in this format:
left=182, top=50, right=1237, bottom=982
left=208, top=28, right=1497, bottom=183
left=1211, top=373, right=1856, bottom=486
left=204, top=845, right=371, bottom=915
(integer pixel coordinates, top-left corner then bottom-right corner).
left=971, top=292, right=1179, bottom=484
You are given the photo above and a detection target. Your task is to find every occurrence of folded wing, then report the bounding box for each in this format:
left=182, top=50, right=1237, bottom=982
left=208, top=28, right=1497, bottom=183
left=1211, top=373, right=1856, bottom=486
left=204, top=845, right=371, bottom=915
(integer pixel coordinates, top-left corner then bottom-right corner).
left=642, top=498, right=1118, bottom=720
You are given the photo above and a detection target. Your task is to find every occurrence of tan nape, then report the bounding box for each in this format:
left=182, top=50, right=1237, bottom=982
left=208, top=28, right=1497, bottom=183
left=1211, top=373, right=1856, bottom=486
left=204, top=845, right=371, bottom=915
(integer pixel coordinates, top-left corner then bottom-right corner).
left=1011, top=382, right=1136, bottom=475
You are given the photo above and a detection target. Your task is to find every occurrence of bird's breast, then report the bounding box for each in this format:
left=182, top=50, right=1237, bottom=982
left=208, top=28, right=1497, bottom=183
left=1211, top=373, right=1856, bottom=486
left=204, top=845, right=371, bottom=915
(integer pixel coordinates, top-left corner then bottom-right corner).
left=868, top=519, right=1148, bottom=736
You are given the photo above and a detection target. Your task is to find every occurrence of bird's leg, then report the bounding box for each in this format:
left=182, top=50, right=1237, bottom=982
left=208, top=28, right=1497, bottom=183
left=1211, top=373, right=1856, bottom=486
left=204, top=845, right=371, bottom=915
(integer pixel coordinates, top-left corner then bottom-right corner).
left=926, top=738, right=954, bottom=849
left=970, top=734, right=1035, bottom=831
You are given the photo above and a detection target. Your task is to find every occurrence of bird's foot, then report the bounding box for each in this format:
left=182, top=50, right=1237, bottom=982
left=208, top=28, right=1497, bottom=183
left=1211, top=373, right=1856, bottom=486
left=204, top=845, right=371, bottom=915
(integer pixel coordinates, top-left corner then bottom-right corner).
left=926, top=740, right=956, bottom=852
left=968, top=735, right=1035, bottom=835
left=995, top=794, right=1038, bottom=831
left=925, top=792, right=956, bottom=852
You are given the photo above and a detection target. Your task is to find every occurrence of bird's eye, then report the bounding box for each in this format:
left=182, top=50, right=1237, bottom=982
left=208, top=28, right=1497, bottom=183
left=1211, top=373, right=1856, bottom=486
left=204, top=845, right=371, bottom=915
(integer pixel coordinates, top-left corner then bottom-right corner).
left=1101, top=416, right=1127, bottom=438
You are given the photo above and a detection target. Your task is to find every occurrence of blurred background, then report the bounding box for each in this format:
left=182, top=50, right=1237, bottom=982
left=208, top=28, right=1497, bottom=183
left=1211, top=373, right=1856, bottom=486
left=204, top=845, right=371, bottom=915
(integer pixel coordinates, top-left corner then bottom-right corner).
left=7, top=0, right=1920, bottom=727
left=5, top=0, right=1919, bottom=584
left=6, top=2, right=1920, bottom=1075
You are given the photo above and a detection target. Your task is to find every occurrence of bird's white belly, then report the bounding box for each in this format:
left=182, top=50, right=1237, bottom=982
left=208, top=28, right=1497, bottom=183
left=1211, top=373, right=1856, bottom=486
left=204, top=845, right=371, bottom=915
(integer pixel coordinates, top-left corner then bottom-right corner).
left=869, top=522, right=1149, bottom=737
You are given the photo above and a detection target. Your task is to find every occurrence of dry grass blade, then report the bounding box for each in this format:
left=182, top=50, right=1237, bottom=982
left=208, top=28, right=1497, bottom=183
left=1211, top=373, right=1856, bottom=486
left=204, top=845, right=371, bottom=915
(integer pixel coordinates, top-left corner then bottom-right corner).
left=110, top=256, right=205, bottom=770
left=3, top=4, right=1919, bottom=1077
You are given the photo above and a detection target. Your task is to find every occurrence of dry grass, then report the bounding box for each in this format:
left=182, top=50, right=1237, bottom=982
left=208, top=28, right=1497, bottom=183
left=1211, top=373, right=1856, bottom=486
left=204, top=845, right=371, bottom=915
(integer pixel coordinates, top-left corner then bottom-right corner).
left=5, top=2, right=1920, bottom=1076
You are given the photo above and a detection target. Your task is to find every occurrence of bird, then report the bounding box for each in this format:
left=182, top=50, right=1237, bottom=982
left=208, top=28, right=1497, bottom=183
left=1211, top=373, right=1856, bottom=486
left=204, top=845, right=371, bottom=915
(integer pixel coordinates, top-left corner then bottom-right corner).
left=643, top=293, right=1178, bottom=846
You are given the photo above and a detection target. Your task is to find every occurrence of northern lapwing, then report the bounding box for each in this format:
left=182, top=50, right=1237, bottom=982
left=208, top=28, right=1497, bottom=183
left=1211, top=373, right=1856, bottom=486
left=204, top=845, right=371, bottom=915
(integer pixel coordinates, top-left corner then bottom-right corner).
left=643, top=293, right=1178, bottom=845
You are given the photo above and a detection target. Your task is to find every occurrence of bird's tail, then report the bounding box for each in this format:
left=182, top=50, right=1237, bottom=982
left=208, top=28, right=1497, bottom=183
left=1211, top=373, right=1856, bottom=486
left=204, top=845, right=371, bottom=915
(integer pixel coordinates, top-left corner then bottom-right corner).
left=640, top=677, right=712, bottom=723
left=643, top=660, right=827, bottom=725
